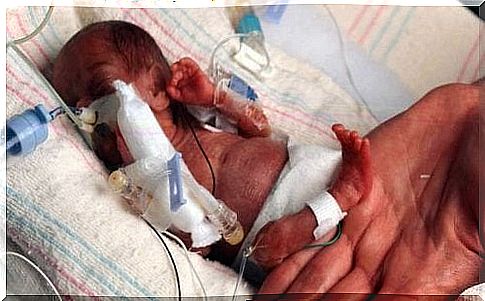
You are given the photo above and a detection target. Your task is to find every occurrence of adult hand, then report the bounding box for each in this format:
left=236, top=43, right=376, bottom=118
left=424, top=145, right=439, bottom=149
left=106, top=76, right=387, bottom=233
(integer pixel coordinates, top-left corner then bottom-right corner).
left=258, top=84, right=482, bottom=300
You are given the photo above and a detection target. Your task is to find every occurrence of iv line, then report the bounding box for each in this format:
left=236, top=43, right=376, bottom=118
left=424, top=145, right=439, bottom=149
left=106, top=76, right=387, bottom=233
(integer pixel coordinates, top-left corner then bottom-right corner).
left=6, top=6, right=85, bottom=129
left=162, top=231, right=209, bottom=301
left=10, top=7, right=54, bottom=45
left=6, top=251, right=63, bottom=301
left=209, top=32, right=271, bottom=79
left=323, top=5, right=379, bottom=123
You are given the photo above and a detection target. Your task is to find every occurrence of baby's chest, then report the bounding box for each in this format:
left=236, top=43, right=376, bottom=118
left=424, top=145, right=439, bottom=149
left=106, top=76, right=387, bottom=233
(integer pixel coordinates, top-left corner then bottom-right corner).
left=213, top=138, right=288, bottom=230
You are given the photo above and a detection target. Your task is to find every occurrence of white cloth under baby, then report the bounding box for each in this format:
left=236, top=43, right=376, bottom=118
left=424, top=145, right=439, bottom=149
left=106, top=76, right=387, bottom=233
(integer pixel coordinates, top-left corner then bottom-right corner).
left=233, top=138, right=342, bottom=268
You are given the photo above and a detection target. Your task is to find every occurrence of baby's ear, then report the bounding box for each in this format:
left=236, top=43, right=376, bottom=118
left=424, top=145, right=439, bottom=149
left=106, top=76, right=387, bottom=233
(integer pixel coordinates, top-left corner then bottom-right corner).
left=146, top=64, right=171, bottom=112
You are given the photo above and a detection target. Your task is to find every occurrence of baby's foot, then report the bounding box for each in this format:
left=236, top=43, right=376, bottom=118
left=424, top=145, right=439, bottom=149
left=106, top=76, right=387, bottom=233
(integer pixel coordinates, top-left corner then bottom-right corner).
left=166, top=57, right=214, bottom=106
left=329, top=124, right=372, bottom=211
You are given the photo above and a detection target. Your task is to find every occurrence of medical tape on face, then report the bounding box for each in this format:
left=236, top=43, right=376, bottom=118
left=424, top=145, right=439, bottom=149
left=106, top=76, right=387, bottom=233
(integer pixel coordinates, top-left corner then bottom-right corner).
left=306, top=191, right=347, bottom=240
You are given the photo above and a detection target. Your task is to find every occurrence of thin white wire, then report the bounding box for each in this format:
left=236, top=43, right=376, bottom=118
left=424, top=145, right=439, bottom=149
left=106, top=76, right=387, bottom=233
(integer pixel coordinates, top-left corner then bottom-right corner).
left=10, top=7, right=54, bottom=45
left=6, top=6, right=85, bottom=129
left=323, top=5, right=379, bottom=123
left=209, top=32, right=271, bottom=80
left=6, top=251, right=62, bottom=301
left=162, top=231, right=208, bottom=301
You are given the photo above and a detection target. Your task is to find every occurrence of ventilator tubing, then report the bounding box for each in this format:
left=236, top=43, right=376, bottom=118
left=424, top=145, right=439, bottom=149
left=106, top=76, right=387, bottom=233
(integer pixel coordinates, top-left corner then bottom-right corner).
left=114, top=80, right=221, bottom=247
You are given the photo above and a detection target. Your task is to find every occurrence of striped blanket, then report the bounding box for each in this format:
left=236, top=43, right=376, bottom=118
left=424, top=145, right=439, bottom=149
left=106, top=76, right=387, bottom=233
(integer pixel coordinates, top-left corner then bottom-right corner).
left=328, top=4, right=482, bottom=98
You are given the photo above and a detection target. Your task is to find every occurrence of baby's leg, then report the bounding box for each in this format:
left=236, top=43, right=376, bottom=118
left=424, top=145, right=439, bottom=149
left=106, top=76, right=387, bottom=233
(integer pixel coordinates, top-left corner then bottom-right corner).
left=252, top=126, right=372, bottom=270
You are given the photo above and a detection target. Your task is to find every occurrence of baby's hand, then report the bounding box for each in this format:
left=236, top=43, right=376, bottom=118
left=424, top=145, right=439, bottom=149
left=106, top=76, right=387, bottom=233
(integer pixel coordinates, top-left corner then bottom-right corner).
left=167, top=57, right=214, bottom=106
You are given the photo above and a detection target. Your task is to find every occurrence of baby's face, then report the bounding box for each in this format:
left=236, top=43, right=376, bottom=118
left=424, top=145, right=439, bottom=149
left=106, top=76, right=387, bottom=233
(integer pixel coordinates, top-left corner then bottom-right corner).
left=53, top=21, right=175, bottom=170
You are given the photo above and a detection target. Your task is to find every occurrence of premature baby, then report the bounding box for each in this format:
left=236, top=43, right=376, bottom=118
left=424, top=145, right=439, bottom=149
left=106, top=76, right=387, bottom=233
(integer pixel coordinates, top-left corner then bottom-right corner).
left=52, top=20, right=366, bottom=268
left=53, top=20, right=482, bottom=297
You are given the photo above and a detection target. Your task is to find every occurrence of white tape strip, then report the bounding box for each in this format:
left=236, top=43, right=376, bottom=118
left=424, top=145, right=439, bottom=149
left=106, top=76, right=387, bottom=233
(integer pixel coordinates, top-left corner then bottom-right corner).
left=306, top=191, right=347, bottom=240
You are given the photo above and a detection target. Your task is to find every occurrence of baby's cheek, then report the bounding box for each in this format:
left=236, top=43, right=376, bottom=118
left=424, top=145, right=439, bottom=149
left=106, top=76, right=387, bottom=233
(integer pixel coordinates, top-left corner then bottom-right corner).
left=115, top=127, right=135, bottom=165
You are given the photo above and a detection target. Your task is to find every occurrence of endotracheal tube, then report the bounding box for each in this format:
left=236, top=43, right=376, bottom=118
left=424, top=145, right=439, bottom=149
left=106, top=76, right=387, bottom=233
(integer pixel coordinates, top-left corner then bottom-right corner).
left=108, top=80, right=244, bottom=247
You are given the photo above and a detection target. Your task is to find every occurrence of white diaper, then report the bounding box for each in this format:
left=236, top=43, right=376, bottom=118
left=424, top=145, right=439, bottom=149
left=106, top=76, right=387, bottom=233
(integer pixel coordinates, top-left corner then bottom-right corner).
left=232, top=138, right=342, bottom=269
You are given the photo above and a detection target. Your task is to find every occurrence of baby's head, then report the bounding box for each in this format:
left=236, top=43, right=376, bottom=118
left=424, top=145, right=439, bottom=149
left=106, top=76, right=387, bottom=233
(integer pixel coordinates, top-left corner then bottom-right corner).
left=53, top=21, right=171, bottom=109
left=53, top=21, right=180, bottom=169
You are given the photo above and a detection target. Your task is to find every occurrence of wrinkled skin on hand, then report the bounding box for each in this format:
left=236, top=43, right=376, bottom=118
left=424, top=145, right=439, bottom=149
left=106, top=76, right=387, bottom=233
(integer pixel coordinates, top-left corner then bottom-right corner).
left=255, top=84, right=483, bottom=300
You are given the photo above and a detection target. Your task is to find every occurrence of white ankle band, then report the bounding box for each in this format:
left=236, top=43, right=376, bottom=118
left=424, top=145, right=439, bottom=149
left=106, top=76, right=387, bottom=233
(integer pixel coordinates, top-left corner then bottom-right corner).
left=306, top=191, right=347, bottom=240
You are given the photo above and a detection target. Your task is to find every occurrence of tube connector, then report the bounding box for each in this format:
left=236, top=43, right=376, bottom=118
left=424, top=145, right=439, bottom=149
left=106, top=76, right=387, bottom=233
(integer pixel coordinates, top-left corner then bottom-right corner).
left=207, top=200, right=244, bottom=245
left=108, top=168, right=153, bottom=215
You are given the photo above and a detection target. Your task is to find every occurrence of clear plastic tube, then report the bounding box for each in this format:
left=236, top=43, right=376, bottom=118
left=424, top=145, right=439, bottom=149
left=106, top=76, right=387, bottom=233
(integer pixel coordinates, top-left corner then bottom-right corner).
left=109, top=168, right=163, bottom=215
left=206, top=200, right=244, bottom=245
left=180, top=168, right=244, bottom=245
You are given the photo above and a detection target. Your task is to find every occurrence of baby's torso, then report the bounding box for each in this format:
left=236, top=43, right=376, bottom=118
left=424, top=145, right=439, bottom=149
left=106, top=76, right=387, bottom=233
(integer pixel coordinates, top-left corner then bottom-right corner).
left=178, top=129, right=288, bottom=264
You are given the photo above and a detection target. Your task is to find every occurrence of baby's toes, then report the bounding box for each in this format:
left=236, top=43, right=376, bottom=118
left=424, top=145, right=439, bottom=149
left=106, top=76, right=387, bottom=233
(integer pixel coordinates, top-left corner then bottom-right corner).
left=353, top=136, right=362, bottom=152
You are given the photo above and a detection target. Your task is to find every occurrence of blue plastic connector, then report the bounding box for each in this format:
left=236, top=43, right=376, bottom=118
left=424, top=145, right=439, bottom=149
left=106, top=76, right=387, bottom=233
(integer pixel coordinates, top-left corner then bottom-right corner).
left=6, top=104, right=53, bottom=157
left=228, top=74, right=258, bottom=102
left=236, top=12, right=262, bottom=34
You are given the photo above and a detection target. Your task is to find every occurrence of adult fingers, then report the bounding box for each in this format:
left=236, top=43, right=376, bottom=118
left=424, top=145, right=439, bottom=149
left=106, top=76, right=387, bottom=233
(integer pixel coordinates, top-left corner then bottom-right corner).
left=258, top=246, right=322, bottom=295
left=286, top=234, right=354, bottom=294
left=325, top=267, right=374, bottom=297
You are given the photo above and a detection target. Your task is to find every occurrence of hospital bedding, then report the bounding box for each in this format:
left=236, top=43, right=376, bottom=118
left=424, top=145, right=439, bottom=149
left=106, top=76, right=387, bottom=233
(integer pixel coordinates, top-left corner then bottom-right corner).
left=255, top=5, right=481, bottom=122
left=5, top=4, right=482, bottom=299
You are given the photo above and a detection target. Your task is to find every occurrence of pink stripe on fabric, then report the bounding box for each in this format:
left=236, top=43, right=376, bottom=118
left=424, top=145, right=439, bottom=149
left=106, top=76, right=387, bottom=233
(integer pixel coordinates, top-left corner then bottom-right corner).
left=8, top=228, right=101, bottom=300
left=7, top=24, right=41, bottom=69
left=457, top=36, right=479, bottom=82
left=14, top=12, right=52, bottom=66
left=358, top=6, right=388, bottom=45
left=139, top=8, right=205, bottom=62
left=7, top=66, right=54, bottom=106
left=7, top=85, right=37, bottom=107
left=260, top=101, right=334, bottom=139
left=265, top=106, right=333, bottom=139
left=348, top=5, right=371, bottom=37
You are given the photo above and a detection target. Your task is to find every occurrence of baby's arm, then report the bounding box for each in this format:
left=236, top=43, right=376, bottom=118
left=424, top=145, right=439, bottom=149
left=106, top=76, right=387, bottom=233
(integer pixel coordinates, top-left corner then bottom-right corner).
left=166, top=57, right=271, bottom=137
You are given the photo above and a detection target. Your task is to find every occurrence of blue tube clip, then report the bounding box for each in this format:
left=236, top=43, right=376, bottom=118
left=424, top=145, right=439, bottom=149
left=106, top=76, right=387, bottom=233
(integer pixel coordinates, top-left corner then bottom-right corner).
left=167, top=152, right=186, bottom=212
